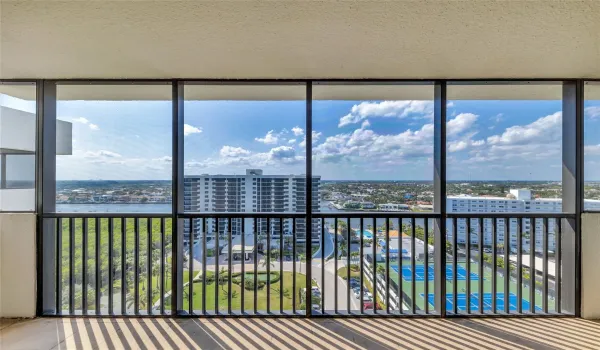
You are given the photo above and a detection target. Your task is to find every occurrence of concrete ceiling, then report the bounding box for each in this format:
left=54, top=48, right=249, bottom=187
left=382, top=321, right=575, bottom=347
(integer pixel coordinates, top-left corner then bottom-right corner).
left=1, top=1, right=600, bottom=81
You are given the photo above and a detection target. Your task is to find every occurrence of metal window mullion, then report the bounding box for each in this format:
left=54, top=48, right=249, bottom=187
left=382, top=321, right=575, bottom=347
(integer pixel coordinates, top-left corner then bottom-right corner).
left=562, top=80, right=582, bottom=316
left=171, top=80, right=185, bottom=315
left=38, top=80, right=57, bottom=316
left=305, top=81, right=313, bottom=318
left=433, top=81, right=447, bottom=317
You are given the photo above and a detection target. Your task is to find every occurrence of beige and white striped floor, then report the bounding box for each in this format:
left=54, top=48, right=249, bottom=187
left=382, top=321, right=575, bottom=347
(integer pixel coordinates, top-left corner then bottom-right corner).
left=1, top=317, right=599, bottom=349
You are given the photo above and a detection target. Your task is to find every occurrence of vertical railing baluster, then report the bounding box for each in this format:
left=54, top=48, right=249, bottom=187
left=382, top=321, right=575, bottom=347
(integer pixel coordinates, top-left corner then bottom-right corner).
left=504, top=219, right=510, bottom=314
left=517, top=218, right=523, bottom=314
left=95, top=218, right=101, bottom=314
left=228, top=217, right=233, bottom=315
left=321, top=217, right=325, bottom=315
left=556, top=217, right=562, bottom=314
left=56, top=218, right=62, bottom=315
left=346, top=218, right=350, bottom=314
left=202, top=218, right=207, bottom=315
left=146, top=218, right=152, bottom=315
left=385, top=218, right=390, bottom=314
left=491, top=217, right=497, bottom=314
left=543, top=217, right=549, bottom=314
left=215, top=218, right=220, bottom=314
left=241, top=217, right=246, bottom=315
left=121, top=218, right=126, bottom=315
left=160, top=218, right=165, bottom=315
left=82, top=218, right=88, bottom=314
left=280, top=218, right=284, bottom=314
left=424, top=218, right=429, bottom=315
left=253, top=217, right=258, bottom=314
left=359, top=217, right=364, bottom=314
left=398, top=218, right=403, bottom=314
left=466, top=218, right=471, bottom=315
left=411, top=217, right=416, bottom=314
left=292, top=217, right=296, bottom=314
left=134, top=218, right=139, bottom=314
left=69, top=218, right=75, bottom=315
left=372, top=218, right=378, bottom=314
left=189, top=219, right=194, bottom=315
left=266, top=217, right=271, bottom=314
left=478, top=217, right=484, bottom=314
left=108, top=218, right=114, bottom=315
left=452, top=217, right=457, bottom=315
left=334, top=218, right=339, bottom=314
left=530, top=217, right=536, bottom=314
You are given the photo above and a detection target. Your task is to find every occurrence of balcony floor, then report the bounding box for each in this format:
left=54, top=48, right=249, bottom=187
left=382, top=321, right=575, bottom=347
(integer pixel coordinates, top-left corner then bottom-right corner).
left=1, top=317, right=599, bottom=349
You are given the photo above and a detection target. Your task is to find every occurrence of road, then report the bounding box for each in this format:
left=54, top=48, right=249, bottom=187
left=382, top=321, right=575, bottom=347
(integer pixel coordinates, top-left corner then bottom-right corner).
left=312, top=228, right=335, bottom=259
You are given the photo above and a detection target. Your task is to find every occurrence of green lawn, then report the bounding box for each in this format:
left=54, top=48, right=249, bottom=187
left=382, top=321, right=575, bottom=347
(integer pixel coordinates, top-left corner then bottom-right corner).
left=176, top=271, right=307, bottom=313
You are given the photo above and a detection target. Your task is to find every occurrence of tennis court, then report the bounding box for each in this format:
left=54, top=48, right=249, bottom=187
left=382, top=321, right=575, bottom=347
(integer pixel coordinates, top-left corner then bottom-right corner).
left=391, top=264, right=480, bottom=282
left=422, top=292, right=542, bottom=312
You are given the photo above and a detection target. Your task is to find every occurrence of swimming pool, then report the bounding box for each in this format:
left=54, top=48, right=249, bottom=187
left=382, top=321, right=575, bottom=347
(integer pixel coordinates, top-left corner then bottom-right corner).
left=359, top=230, right=373, bottom=239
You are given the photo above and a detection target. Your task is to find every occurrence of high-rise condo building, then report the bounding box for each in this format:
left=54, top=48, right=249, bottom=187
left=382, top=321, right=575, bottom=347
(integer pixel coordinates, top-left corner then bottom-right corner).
left=183, top=169, right=320, bottom=247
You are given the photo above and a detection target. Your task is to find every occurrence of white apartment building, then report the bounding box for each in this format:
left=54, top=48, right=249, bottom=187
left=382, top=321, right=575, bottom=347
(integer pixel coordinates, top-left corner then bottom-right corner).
left=183, top=169, right=320, bottom=247
left=379, top=203, right=410, bottom=212
left=447, top=189, right=600, bottom=252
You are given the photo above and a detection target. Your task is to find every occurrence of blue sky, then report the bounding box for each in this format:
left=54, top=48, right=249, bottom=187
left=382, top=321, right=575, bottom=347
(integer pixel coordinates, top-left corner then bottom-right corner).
left=5, top=90, right=600, bottom=181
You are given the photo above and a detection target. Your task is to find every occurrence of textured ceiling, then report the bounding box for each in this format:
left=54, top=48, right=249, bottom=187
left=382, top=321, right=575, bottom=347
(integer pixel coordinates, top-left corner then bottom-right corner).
left=1, top=1, right=600, bottom=80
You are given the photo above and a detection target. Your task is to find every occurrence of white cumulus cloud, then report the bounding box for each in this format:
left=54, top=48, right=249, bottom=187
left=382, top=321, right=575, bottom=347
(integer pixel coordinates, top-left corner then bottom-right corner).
left=291, top=126, right=304, bottom=136
left=255, top=130, right=279, bottom=144
left=338, top=100, right=433, bottom=127
left=184, top=124, right=202, bottom=136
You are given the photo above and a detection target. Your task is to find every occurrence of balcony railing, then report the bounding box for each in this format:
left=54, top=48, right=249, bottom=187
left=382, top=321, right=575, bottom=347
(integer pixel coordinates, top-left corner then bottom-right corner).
left=41, top=211, right=574, bottom=317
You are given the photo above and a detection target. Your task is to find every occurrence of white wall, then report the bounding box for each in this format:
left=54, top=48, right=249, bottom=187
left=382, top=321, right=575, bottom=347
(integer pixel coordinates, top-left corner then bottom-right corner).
left=0, top=213, right=36, bottom=318
left=581, top=213, right=600, bottom=319
left=0, top=189, right=35, bottom=211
